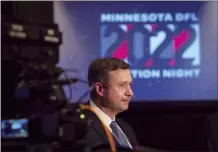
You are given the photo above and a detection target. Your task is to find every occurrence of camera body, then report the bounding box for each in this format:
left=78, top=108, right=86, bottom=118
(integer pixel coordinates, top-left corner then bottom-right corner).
left=1, top=3, right=89, bottom=151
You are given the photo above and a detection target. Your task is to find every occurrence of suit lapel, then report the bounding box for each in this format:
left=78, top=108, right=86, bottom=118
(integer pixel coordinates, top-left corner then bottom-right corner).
left=82, top=102, right=126, bottom=147
left=91, top=117, right=123, bottom=148
left=92, top=118, right=110, bottom=142
left=85, top=110, right=109, bottom=143
left=116, top=119, right=133, bottom=145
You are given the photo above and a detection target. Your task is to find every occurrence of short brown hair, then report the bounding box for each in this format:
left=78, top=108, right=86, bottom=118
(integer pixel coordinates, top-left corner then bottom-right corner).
left=88, top=57, right=130, bottom=99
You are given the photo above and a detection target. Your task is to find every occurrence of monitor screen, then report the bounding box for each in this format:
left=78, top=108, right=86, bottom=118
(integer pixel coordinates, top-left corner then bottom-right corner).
left=54, top=1, right=218, bottom=102
left=1, top=118, right=29, bottom=139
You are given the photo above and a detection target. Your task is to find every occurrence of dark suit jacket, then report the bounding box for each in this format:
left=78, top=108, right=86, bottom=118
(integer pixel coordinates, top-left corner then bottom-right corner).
left=205, top=112, right=218, bottom=152
left=77, top=108, right=139, bottom=151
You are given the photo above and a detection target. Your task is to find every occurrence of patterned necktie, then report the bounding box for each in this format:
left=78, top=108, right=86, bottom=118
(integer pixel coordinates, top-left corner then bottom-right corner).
left=110, top=121, right=131, bottom=149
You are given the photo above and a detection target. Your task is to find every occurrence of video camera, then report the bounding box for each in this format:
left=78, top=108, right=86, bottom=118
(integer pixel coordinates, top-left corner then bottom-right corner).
left=1, top=13, right=89, bottom=151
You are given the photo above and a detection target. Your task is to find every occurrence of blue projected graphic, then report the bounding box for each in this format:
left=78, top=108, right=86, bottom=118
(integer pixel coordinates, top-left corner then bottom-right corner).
left=54, top=1, right=218, bottom=102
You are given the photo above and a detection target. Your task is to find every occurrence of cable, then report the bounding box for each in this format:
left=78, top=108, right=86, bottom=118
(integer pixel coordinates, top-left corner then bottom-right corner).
left=79, top=104, right=117, bottom=152
left=63, top=68, right=78, bottom=73
left=75, top=90, right=90, bottom=104
left=74, top=84, right=94, bottom=104
left=61, top=70, right=73, bottom=102
left=62, top=68, right=89, bottom=103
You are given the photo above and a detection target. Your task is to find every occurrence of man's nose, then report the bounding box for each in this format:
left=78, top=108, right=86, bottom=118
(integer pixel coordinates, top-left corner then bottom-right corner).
left=126, top=86, right=134, bottom=97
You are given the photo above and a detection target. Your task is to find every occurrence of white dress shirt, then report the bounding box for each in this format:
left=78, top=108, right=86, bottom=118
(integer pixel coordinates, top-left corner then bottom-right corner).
left=89, top=100, right=133, bottom=149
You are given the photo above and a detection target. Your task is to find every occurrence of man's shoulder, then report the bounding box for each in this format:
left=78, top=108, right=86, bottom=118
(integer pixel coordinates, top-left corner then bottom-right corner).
left=80, top=104, right=101, bottom=122
left=116, top=117, right=135, bottom=135
left=116, top=117, right=132, bottom=128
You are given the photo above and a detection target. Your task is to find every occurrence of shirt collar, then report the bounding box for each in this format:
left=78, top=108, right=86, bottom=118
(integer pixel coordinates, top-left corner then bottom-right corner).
left=89, top=99, right=115, bottom=128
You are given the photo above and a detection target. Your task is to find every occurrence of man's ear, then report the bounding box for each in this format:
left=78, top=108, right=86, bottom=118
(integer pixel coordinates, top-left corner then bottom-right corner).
left=95, top=82, right=104, bottom=97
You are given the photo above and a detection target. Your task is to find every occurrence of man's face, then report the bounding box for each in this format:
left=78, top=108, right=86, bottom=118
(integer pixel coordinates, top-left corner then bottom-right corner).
left=102, top=69, right=134, bottom=114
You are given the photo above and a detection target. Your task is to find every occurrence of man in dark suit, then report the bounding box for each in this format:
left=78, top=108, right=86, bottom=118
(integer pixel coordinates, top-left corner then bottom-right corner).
left=81, top=57, right=139, bottom=151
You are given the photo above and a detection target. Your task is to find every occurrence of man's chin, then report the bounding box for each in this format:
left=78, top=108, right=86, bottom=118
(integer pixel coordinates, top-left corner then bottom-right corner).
left=119, top=105, right=129, bottom=112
